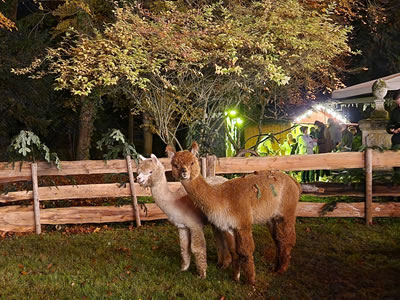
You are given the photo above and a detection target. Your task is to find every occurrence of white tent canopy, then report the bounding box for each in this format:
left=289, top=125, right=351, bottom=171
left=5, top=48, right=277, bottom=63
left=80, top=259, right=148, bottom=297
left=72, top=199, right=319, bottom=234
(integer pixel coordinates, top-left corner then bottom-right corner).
left=332, top=73, right=400, bottom=100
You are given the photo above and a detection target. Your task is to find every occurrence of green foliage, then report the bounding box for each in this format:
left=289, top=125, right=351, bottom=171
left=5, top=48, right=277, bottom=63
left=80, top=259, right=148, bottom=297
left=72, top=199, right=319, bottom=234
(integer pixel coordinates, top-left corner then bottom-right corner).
left=11, top=0, right=354, bottom=149
left=96, top=129, right=137, bottom=160
left=7, top=130, right=61, bottom=169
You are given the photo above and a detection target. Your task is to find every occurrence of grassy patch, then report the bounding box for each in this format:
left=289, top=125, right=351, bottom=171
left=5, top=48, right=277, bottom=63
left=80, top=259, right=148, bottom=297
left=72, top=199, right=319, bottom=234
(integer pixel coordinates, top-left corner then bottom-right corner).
left=1, top=219, right=399, bottom=299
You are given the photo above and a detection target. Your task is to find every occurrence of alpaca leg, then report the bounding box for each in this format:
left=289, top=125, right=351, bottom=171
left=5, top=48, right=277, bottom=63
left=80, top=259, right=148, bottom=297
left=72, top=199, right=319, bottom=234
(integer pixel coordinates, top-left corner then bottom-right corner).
left=268, top=215, right=296, bottom=273
left=190, top=227, right=207, bottom=278
left=178, top=228, right=191, bottom=272
left=235, top=227, right=256, bottom=284
left=266, top=219, right=280, bottom=272
left=211, top=225, right=232, bottom=269
left=226, top=230, right=240, bottom=282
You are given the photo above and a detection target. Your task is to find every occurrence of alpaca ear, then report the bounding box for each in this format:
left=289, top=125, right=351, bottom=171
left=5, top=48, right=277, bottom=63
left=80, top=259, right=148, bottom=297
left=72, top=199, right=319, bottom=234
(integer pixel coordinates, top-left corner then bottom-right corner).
left=191, top=142, right=199, bottom=156
left=138, top=154, right=147, bottom=161
left=150, top=154, right=162, bottom=166
left=165, top=145, right=175, bottom=159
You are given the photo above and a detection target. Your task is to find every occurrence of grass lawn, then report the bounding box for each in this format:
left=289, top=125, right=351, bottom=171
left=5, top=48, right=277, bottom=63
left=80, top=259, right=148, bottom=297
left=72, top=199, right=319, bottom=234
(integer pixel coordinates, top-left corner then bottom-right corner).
left=0, top=218, right=399, bottom=300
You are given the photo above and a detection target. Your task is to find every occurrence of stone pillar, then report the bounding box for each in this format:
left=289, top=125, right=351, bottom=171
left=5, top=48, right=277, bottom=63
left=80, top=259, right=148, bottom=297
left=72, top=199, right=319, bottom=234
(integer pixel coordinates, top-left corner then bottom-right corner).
left=358, top=119, right=391, bottom=148
left=358, top=79, right=391, bottom=148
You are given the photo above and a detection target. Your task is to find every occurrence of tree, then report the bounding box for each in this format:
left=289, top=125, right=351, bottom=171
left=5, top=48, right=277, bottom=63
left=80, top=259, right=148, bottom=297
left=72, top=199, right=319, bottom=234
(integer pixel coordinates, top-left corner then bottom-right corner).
left=13, top=1, right=354, bottom=156
left=11, top=0, right=120, bottom=159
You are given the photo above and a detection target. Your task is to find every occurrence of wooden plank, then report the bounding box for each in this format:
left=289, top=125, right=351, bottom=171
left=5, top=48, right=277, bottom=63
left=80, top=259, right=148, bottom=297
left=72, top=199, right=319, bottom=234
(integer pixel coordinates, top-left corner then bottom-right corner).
left=0, top=151, right=399, bottom=183
left=296, top=202, right=365, bottom=217
left=301, top=183, right=400, bottom=197
left=40, top=203, right=166, bottom=224
left=214, top=152, right=365, bottom=173
left=373, top=150, right=400, bottom=168
left=1, top=202, right=399, bottom=232
left=0, top=205, right=35, bottom=232
left=2, top=180, right=400, bottom=204
left=0, top=182, right=182, bottom=203
left=0, top=204, right=167, bottom=232
left=126, top=155, right=141, bottom=227
left=373, top=202, right=400, bottom=217
left=296, top=202, right=400, bottom=218
left=31, top=163, right=41, bottom=234
left=365, top=149, right=373, bottom=225
left=0, top=158, right=172, bottom=183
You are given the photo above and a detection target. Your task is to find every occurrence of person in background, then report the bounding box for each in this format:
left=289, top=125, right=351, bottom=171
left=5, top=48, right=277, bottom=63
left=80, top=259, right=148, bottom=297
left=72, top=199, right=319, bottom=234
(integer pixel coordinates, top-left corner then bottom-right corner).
left=314, top=120, right=332, bottom=179
left=327, top=118, right=342, bottom=151
left=296, top=126, right=317, bottom=183
left=314, top=120, right=332, bottom=153
left=309, top=126, right=319, bottom=181
left=280, top=133, right=294, bottom=156
left=351, top=127, right=362, bottom=151
left=337, top=124, right=354, bottom=152
left=387, top=90, right=400, bottom=150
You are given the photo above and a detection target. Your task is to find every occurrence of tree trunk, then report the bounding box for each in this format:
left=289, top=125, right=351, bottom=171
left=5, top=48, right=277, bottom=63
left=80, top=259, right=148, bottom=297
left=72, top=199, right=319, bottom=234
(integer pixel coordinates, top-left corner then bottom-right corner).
left=76, top=99, right=97, bottom=160
left=143, top=113, right=153, bottom=156
left=128, top=111, right=134, bottom=144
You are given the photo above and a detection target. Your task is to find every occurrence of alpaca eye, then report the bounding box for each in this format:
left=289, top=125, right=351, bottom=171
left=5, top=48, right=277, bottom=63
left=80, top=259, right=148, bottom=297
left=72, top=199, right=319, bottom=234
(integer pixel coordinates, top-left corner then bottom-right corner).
left=149, top=171, right=153, bottom=174
left=191, top=162, right=194, bottom=166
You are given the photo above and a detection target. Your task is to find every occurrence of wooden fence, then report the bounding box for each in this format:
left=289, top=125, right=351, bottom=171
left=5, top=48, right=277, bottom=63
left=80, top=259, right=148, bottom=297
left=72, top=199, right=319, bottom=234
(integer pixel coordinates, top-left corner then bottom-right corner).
left=0, top=150, right=400, bottom=233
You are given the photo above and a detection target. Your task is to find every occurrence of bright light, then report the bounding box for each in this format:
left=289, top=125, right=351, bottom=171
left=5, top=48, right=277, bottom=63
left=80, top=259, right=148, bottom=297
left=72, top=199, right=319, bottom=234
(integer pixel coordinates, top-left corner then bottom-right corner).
left=236, top=118, right=243, bottom=125
left=228, top=110, right=237, bottom=117
left=294, top=105, right=349, bottom=124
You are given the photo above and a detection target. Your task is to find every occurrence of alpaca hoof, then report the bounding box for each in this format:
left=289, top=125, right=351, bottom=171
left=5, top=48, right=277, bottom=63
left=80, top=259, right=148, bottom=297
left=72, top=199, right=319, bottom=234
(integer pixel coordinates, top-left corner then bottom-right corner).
left=233, top=272, right=240, bottom=282
left=246, top=276, right=256, bottom=285
left=274, top=266, right=288, bottom=274
left=198, top=271, right=206, bottom=279
left=181, top=263, right=190, bottom=272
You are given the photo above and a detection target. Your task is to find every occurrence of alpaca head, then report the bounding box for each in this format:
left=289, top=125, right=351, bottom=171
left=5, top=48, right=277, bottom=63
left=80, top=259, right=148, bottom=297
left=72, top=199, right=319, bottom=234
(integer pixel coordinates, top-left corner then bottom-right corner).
left=166, top=142, right=201, bottom=181
left=136, top=154, right=165, bottom=187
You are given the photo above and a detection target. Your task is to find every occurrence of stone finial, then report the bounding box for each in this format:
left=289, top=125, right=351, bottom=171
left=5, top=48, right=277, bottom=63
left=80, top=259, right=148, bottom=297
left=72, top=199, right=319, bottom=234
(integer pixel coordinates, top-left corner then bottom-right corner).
left=372, top=79, right=388, bottom=99
left=371, top=79, right=389, bottom=119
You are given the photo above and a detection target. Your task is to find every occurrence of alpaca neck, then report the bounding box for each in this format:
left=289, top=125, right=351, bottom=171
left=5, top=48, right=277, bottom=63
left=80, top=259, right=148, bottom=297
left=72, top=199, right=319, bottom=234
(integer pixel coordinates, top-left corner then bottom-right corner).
left=150, top=172, right=174, bottom=206
left=181, top=175, right=220, bottom=213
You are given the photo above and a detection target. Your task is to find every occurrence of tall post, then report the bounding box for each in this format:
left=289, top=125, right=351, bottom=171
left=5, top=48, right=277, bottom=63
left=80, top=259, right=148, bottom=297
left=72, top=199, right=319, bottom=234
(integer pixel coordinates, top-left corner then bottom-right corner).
left=201, top=157, right=207, bottom=178
left=206, top=155, right=216, bottom=177
left=126, top=156, right=141, bottom=227
left=31, top=163, right=41, bottom=234
left=365, top=148, right=373, bottom=225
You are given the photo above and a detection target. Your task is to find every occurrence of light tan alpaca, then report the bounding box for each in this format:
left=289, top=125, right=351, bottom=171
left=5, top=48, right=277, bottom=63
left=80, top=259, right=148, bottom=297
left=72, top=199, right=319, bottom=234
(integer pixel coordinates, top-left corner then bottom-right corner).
left=136, top=154, right=233, bottom=278
left=167, top=142, right=301, bottom=284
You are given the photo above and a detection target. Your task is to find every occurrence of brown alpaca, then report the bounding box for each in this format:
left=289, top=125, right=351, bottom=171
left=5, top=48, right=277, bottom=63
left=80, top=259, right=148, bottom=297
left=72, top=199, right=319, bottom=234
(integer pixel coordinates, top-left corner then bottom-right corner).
left=136, top=154, right=233, bottom=278
left=167, top=142, right=301, bottom=284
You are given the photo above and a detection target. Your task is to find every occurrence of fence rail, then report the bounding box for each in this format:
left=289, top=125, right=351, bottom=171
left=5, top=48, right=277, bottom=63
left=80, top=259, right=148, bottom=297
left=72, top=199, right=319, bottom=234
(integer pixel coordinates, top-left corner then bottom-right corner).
left=0, top=150, right=399, bottom=233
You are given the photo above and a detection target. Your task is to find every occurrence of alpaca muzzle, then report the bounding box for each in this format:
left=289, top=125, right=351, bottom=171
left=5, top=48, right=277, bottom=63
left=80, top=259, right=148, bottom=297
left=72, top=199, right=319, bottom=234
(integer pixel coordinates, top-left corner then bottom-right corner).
left=181, top=168, right=190, bottom=180
left=136, top=173, right=151, bottom=186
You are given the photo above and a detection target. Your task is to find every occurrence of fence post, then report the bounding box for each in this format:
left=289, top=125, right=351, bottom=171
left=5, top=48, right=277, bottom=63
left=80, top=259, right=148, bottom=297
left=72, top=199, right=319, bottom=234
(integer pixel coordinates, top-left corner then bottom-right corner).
left=126, top=155, right=141, bottom=227
left=206, top=155, right=216, bottom=177
left=31, top=162, right=41, bottom=234
left=201, top=157, right=207, bottom=178
left=365, top=148, right=373, bottom=225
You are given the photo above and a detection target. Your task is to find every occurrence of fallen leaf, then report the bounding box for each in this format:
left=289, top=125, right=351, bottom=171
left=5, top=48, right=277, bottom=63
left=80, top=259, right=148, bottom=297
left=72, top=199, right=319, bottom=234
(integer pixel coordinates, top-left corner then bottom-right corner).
left=270, top=183, right=278, bottom=197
